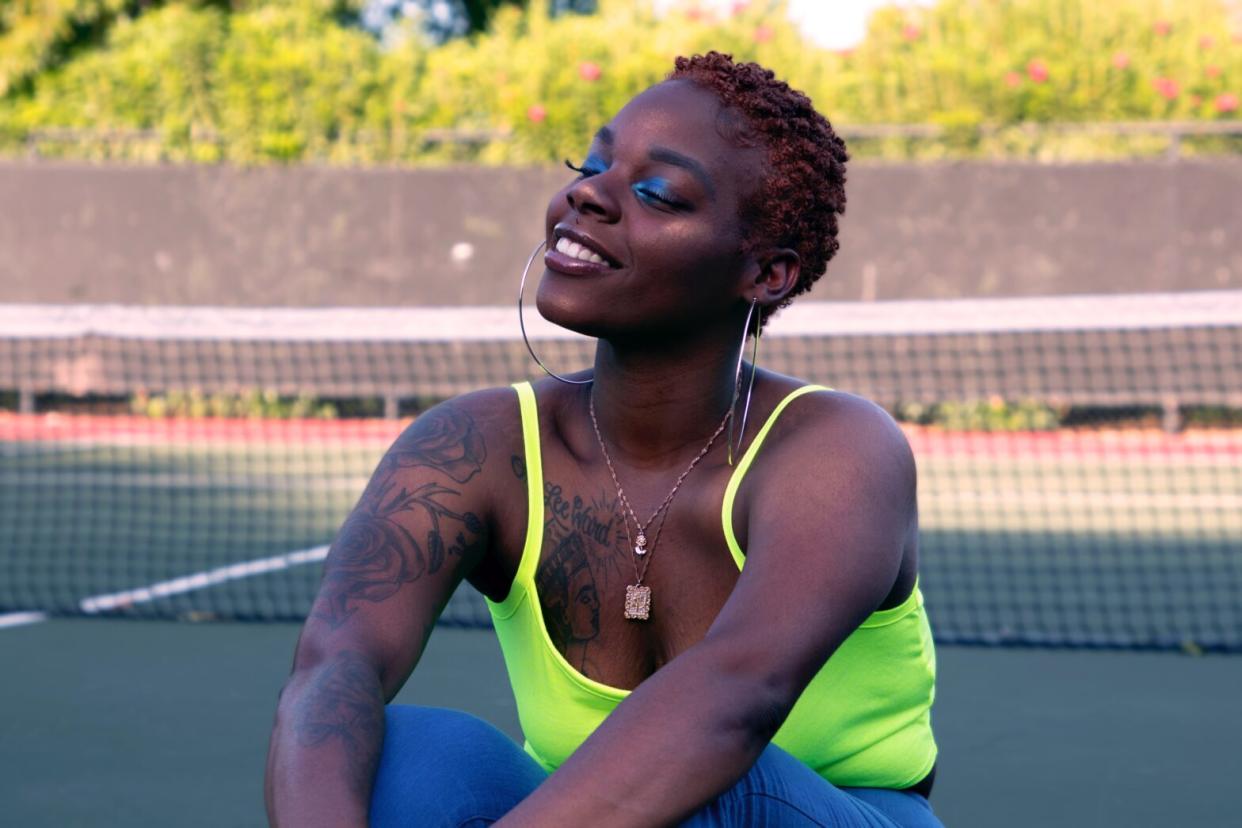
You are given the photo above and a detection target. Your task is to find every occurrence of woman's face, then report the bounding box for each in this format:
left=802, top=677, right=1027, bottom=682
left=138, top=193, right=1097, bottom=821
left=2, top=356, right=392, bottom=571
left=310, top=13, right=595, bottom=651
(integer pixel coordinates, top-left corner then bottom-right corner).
left=567, top=567, right=600, bottom=641
left=538, top=80, right=766, bottom=343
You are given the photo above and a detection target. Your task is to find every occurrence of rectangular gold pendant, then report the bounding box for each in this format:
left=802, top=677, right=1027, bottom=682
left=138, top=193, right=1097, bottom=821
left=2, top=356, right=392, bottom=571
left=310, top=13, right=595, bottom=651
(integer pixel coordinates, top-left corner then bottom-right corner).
left=624, top=584, right=652, bottom=621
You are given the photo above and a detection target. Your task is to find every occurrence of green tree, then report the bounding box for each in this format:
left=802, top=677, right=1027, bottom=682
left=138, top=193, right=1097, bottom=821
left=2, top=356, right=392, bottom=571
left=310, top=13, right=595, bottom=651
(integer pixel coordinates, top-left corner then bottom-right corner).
left=3, top=0, right=1238, bottom=164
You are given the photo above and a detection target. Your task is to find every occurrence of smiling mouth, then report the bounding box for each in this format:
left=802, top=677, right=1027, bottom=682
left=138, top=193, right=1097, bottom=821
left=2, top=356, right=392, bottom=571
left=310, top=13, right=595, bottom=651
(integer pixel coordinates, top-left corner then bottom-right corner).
left=550, top=227, right=622, bottom=269
left=553, top=235, right=610, bottom=265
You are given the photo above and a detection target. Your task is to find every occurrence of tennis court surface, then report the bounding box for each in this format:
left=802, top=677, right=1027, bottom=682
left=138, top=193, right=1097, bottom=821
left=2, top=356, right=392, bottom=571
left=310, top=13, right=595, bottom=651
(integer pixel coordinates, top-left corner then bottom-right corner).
left=2, top=292, right=1239, bottom=825
left=2, top=620, right=1239, bottom=826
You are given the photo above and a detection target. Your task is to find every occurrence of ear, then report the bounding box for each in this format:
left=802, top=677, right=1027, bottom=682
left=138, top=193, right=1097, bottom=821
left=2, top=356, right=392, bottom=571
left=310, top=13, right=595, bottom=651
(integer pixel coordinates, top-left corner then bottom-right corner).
left=747, top=248, right=800, bottom=305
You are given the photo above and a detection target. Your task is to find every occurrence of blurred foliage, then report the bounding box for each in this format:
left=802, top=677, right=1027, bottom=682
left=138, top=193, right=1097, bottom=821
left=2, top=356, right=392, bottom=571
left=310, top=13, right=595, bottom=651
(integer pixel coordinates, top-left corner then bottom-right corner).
left=895, top=398, right=1063, bottom=431
left=0, top=0, right=133, bottom=97
left=6, top=389, right=1238, bottom=428
left=1181, top=405, right=1242, bottom=428
left=0, top=0, right=1239, bottom=163
left=360, top=0, right=594, bottom=45
left=130, top=388, right=342, bottom=418
left=892, top=400, right=1242, bottom=432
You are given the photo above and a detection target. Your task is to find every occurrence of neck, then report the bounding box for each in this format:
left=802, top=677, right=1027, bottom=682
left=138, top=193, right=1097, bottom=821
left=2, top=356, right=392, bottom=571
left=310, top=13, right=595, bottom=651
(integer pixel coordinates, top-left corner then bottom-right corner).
left=587, top=326, right=746, bottom=468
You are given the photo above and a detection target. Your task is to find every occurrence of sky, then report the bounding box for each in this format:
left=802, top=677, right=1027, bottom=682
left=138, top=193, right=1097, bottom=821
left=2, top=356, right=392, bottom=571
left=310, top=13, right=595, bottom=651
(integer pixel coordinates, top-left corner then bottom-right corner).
left=785, top=1, right=933, bottom=50
left=654, top=1, right=935, bottom=50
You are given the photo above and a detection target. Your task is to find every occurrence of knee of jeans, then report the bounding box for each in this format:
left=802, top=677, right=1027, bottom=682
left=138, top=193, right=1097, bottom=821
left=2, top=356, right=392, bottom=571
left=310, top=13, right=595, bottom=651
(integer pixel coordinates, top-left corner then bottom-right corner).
left=384, top=706, right=507, bottom=754
left=679, top=745, right=825, bottom=828
left=740, top=744, right=809, bottom=791
left=371, top=706, right=543, bottom=827
left=697, top=743, right=807, bottom=811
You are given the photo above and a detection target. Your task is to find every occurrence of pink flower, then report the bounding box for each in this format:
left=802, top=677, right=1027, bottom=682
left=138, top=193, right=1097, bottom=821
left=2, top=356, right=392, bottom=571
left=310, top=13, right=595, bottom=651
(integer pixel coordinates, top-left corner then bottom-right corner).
left=730, top=1, right=748, bottom=16
left=1026, top=59, right=1049, bottom=84
left=685, top=6, right=702, bottom=22
left=1153, top=19, right=1172, bottom=37
left=753, top=24, right=774, bottom=43
left=1215, top=92, right=1239, bottom=113
left=526, top=105, right=547, bottom=123
left=1190, top=94, right=1203, bottom=106
left=1004, top=71, right=1022, bottom=88
left=1152, top=77, right=1180, bottom=101
left=578, top=62, right=601, bottom=83
left=834, top=47, right=855, bottom=59
left=1111, top=51, right=1130, bottom=70
left=902, top=24, right=921, bottom=42
left=1206, top=65, right=1221, bottom=79
left=1199, top=35, right=1215, bottom=50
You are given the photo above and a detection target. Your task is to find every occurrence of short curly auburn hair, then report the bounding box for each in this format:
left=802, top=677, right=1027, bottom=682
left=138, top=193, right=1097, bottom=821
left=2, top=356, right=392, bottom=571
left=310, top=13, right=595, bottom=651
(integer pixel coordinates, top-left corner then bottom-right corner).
left=667, top=52, right=848, bottom=325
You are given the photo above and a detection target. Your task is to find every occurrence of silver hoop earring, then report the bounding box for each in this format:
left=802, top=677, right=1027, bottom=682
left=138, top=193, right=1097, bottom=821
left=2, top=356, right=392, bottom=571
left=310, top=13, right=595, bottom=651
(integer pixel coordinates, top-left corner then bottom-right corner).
left=517, top=239, right=593, bottom=386
left=727, top=299, right=761, bottom=466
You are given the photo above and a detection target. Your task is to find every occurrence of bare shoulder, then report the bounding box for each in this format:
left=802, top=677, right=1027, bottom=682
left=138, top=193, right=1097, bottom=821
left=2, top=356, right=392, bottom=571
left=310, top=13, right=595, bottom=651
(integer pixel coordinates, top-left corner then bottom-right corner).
left=379, top=386, right=523, bottom=489
left=788, top=388, right=911, bottom=458
left=750, top=386, right=916, bottom=506
left=307, top=386, right=523, bottom=632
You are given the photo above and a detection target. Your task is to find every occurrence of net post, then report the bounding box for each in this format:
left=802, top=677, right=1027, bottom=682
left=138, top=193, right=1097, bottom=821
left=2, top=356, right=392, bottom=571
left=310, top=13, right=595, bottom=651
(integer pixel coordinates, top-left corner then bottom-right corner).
left=1165, top=130, right=1181, bottom=161
left=18, top=389, right=35, bottom=414
left=383, top=394, right=399, bottom=420
left=1161, top=394, right=1182, bottom=434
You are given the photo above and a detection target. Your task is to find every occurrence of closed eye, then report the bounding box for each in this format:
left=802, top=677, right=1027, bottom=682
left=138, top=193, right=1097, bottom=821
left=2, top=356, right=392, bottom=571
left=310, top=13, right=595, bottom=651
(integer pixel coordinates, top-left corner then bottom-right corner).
left=565, top=158, right=606, bottom=178
left=633, top=180, right=685, bottom=209
left=565, top=159, right=686, bottom=210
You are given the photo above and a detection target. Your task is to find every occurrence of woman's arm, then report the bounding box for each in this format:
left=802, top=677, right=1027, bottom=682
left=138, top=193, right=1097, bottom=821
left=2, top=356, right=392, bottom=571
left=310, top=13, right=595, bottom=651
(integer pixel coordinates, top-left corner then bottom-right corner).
left=264, top=396, right=501, bottom=827
left=498, top=392, right=917, bottom=827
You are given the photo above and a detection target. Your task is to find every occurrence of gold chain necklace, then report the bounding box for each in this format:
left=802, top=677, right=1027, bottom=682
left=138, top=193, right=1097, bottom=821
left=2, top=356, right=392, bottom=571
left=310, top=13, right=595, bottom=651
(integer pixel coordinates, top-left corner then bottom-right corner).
left=588, top=390, right=732, bottom=621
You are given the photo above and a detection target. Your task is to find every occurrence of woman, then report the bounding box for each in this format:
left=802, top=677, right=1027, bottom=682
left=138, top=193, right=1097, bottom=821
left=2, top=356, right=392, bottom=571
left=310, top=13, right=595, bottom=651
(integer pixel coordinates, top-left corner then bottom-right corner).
left=265, top=52, right=940, bottom=827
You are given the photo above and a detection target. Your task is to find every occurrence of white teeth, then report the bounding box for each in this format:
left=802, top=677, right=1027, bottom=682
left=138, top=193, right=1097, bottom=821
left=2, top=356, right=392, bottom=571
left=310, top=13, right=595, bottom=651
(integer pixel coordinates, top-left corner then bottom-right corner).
left=555, top=235, right=609, bottom=265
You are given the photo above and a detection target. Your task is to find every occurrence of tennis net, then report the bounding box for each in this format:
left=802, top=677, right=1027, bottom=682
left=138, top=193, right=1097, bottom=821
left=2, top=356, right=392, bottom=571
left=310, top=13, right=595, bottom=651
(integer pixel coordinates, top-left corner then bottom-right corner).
left=1, top=293, right=1240, bottom=651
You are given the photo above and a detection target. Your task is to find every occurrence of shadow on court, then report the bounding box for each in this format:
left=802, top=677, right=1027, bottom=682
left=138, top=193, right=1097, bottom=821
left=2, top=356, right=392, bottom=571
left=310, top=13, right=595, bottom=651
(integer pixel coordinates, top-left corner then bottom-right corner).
left=1, top=619, right=1236, bottom=827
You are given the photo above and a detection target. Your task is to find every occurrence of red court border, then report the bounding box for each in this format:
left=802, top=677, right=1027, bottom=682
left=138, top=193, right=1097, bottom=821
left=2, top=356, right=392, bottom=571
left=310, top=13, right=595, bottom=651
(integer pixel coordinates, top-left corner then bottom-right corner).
left=2, top=413, right=1239, bottom=459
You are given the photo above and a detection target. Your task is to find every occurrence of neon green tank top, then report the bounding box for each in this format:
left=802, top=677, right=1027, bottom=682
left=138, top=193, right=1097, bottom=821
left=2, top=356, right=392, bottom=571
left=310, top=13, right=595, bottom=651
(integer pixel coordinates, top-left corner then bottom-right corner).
left=486, top=382, right=938, bottom=788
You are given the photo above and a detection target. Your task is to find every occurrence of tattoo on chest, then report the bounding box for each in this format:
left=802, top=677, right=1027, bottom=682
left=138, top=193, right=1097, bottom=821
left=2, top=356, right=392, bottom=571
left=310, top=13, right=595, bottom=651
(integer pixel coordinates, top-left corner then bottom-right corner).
left=313, top=407, right=486, bottom=629
left=518, top=457, right=629, bottom=673
left=535, top=533, right=600, bottom=655
left=544, top=483, right=619, bottom=548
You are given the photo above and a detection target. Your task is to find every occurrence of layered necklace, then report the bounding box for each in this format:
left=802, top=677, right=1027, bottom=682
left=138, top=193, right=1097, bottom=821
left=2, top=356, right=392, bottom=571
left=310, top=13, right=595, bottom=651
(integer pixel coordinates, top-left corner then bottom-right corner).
left=588, top=389, right=733, bottom=621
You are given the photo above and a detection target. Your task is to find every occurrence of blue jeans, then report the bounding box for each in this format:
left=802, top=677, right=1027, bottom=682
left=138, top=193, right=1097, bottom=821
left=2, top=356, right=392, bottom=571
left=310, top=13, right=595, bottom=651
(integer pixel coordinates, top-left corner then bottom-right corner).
left=370, top=706, right=943, bottom=827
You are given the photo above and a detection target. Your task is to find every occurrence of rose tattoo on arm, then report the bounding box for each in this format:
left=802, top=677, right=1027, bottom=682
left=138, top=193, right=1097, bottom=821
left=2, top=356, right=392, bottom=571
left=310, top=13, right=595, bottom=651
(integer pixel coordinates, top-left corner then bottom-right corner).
left=313, top=406, right=488, bottom=629
left=374, top=407, right=487, bottom=484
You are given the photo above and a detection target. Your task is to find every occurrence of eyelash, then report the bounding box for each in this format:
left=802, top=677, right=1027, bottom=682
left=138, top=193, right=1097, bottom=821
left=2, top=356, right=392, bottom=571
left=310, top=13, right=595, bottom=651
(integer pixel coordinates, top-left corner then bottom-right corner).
left=564, top=159, right=599, bottom=177
left=564, top=159, right=681, bottom=208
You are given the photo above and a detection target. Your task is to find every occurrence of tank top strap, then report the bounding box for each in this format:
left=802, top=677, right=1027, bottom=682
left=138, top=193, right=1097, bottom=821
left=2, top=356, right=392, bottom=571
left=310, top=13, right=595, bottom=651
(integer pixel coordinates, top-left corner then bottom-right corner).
left=720, top=384, right=831, bottom=569
left=490, top=381, right=544, bottom=619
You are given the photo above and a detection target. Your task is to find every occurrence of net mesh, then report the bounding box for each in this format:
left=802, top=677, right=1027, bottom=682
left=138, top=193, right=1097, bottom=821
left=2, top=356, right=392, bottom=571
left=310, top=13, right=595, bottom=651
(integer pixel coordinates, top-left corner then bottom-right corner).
left=2, top=293, right=1240, bottom=650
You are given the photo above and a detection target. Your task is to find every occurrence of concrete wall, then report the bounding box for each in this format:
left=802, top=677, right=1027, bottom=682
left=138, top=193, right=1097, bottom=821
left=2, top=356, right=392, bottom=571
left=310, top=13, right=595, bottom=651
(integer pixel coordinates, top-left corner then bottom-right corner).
left=1, top=159, right=1238, bottom=306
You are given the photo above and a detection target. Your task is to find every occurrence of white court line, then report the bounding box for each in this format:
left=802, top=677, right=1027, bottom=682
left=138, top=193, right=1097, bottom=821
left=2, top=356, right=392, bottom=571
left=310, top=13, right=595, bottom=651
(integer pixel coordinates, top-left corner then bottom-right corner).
left=0, top=546, right=330, bottom=629
left=79, top=545, right=330, bottom=614
left=0, top=611, right=49, bottom=629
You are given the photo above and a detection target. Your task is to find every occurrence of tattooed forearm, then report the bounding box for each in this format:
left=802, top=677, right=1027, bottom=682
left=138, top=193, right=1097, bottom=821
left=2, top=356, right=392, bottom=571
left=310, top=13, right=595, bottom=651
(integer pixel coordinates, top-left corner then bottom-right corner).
left=294, top=651, right=385, bottom=798
left=313, top=406, right=488, bottom=628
